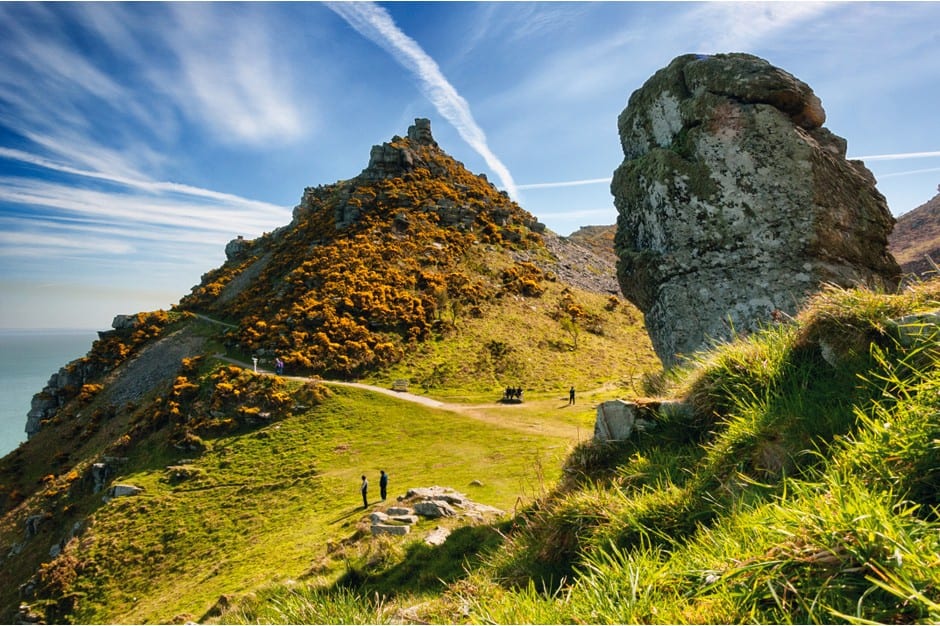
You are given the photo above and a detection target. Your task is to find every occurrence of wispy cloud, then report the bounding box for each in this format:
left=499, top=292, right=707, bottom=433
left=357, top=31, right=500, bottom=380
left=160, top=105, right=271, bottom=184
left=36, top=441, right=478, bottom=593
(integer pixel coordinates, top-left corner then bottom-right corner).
left=158, top=3, right=308, bottom=146
left=688, top=2, right=831, bottom=52
left=0, top=147, right=290, bottom=215
left=327, top=1, right=518, bottom=198
left=0, top=177, right=288, bottom=238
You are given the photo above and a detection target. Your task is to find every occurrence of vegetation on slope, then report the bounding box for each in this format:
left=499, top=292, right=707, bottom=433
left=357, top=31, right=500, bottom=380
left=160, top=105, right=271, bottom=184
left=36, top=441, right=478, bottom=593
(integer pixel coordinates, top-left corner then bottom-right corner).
left=178, top=136, right=548, bottom=379
left=214, top=280, right=940, bottom=624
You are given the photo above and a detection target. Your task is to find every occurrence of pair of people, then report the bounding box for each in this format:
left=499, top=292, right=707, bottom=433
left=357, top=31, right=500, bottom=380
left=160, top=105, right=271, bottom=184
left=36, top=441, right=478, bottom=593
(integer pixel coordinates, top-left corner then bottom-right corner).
left=360, top=470, right=389, bottom=508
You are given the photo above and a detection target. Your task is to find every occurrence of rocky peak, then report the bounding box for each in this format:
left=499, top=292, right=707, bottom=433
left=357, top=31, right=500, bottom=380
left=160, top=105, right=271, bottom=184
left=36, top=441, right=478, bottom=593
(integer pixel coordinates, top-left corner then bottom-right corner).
left=359, top=118, right=436, bottom=182
left=612, top=53, right=901, bottom=366
left=407, top=117, right=436, bottom=147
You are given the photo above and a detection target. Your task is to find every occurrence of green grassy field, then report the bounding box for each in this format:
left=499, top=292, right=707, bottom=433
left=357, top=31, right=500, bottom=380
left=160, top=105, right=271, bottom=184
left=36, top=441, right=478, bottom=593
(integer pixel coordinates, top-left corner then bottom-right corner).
left=57, top=380, right=594, bottom=623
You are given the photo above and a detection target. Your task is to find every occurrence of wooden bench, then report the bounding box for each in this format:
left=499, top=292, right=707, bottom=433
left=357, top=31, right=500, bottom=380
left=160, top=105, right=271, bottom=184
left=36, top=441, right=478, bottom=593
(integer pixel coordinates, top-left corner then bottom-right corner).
left=392, top=379, right=409, bottom=392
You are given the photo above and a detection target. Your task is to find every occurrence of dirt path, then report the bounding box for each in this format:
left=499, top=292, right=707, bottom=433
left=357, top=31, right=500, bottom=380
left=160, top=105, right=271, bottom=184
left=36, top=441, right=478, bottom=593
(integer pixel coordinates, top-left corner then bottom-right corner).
left=213, top=354, right=589, bottom=440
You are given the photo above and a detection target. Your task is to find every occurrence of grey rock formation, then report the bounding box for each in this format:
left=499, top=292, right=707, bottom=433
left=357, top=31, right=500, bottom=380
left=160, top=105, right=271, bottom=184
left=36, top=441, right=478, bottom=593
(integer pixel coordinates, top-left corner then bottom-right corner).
left=612, top=53, right=901, bottom=366
left=413, top=500, right=456, bottom=518
left=368, top=486, right=503, bottom=537
left=594, top=399, right=687, bottom=442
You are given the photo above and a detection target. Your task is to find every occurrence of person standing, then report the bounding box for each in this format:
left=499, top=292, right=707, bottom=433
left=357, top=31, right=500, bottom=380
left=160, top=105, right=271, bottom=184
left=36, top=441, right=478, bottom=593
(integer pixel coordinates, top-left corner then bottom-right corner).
left=379, top=470, right=388, bottom=501
left=568, top=386, right=576, bottom=405
left=360, top=475, right=369, bottom=509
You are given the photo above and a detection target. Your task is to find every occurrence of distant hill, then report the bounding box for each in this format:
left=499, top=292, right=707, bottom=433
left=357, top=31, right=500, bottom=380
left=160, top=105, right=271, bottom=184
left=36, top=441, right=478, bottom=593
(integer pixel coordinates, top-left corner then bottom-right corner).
left=889, top=187, right=940, bottom=277
left=564, top=225, right=617, bottom=263
left=563, top=187, right=940, bottom=283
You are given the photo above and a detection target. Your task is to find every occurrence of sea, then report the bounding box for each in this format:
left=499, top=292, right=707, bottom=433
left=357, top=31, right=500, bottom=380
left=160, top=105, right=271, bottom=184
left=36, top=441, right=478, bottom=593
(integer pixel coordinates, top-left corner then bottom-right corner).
left=0, top=329, right=99, bottom=458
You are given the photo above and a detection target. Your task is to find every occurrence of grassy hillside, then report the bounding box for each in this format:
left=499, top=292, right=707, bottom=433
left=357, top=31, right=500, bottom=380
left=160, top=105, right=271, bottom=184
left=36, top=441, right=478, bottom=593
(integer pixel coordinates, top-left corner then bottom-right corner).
left=210, top=279, right=940, bottom=624
left=1, top=351, right=604, bottom=623
left=5, top=277, right=939, bottom=623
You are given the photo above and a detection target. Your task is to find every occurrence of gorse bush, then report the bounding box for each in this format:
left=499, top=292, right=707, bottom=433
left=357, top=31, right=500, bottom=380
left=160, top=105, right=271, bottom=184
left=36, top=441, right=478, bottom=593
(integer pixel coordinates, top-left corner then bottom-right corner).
left=178, top=136, right=545, bottom=378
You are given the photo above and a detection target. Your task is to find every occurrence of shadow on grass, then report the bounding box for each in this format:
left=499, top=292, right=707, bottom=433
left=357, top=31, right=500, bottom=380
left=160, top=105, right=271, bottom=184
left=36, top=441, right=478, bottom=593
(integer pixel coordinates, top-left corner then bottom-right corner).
left=329, top=505, right=370, bottom=525
left=333, top=522, right=509, bottom=597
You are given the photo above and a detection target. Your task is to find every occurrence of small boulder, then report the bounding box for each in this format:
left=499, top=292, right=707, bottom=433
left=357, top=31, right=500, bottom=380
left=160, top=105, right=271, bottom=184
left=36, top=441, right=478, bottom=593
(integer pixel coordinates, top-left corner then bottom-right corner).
left=413, top=500, right=456, bottom=518
left=371, top=523, right=410, bottom=536
left=386, top=506, right=412, bottom=516
left=106, top=484, right=143, bottom=500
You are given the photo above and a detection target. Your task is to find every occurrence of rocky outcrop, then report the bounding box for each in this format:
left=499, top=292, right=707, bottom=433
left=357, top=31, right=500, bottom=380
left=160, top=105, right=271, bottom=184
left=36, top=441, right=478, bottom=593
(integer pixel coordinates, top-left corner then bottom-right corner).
left=612, top=53, right=901, bottom=366
left=367, top=486, right=503, bottom=542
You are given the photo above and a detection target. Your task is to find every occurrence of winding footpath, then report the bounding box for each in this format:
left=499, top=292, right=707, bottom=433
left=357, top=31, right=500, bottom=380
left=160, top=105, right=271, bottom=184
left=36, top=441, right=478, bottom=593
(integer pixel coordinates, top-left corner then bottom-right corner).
left=195, top=313, right=589, bottom=440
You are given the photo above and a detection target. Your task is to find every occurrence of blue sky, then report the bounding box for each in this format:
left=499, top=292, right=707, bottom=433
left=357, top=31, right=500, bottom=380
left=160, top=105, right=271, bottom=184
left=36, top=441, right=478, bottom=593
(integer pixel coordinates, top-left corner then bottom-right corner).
left=1, top=2, right=938, bottom=329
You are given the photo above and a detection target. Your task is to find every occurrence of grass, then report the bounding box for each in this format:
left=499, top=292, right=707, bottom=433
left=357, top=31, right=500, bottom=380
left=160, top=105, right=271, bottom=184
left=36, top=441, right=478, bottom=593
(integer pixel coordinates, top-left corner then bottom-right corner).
left=7, top=281, right=940, bottom=624
left=373, top=281, right=658, bottom=395
left=19, top=376, right=583, bottom=623
left=447, top=281, right=940, bottom=624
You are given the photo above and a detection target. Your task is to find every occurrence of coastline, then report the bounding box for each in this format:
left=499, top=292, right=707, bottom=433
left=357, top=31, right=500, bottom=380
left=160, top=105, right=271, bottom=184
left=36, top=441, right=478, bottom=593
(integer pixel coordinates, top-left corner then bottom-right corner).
left=0, top=329, right=99, bottom=457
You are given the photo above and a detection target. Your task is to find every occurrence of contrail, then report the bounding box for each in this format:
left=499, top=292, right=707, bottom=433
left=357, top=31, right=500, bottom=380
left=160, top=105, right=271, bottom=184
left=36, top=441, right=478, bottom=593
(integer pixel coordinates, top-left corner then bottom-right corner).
left=517, top=152, right=940, bottom=190
left=327, top=2, right=518, bottom=199
left=878, top=166, right=940, bottom=179
left=852, top=151, right=940, bottom=161
left=517, top=177, right=612, bottom=190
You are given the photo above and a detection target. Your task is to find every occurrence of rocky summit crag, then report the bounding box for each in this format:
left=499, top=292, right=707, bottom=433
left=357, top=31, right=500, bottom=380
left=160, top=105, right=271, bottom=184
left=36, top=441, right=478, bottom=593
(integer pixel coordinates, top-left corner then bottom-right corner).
left=612, top=53, right=901, bottom=366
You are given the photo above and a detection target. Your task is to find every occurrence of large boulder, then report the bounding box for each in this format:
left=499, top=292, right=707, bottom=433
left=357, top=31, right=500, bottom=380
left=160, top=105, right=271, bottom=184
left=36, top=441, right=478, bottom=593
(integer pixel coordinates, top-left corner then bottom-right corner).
left=612, top=53, right=901, bottom=366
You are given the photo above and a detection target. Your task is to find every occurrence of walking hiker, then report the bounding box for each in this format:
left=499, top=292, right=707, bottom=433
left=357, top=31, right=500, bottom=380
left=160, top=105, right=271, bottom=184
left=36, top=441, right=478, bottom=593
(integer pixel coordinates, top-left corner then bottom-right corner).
left=568, top=386, right=576, bottom=405
left=360, top=475, right=369, bottom=508
left=379, top=470, right=388, bottom=501
left=275, top=357, right=284, bottom=375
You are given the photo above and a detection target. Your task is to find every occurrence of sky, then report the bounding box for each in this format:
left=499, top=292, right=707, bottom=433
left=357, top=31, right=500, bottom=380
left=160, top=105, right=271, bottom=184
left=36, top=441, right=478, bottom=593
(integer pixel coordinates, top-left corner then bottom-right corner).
left=0, top=2, right=938, bottom=330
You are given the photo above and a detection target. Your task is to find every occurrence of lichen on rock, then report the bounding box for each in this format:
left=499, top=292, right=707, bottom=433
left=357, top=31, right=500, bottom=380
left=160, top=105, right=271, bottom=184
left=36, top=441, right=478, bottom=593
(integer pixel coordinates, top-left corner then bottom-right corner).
left=611, top=52, right=901, bottom=366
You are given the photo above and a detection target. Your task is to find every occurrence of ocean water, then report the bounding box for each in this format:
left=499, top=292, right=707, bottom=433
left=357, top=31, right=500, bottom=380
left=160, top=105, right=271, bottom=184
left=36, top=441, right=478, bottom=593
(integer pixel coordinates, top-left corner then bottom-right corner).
left=0, top=330, right=99, bottom=458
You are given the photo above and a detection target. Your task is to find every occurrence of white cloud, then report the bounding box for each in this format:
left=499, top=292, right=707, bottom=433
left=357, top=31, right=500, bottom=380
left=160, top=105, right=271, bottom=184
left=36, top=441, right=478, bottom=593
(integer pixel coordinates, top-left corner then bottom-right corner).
left=0, top=229, right=135, bottom=257
left=687, top=2, right=831, bottom=52
left=0, top=146, right=290, bottom=216
left=0, top=177, right=288, bottom=238
left=158, top=3, right=308, bottom=146
left=328, top=1, right=518, bottom=198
